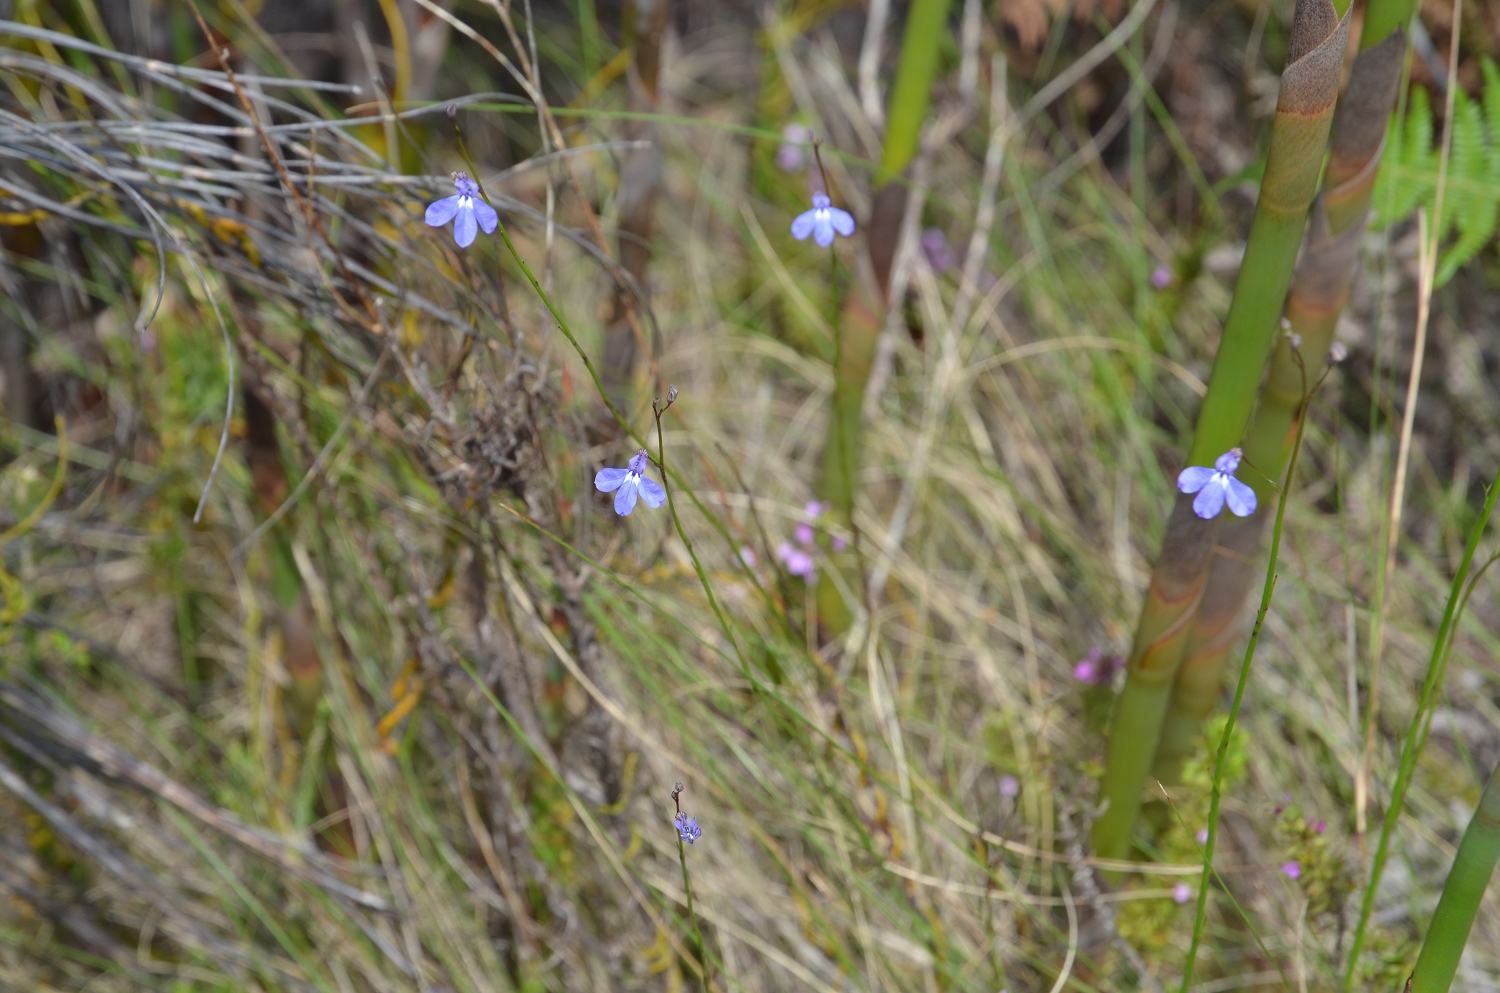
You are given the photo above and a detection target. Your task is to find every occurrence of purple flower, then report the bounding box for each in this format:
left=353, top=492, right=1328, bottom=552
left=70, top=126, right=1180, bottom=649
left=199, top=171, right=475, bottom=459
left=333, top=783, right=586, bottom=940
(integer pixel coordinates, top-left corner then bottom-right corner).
left=1073, top=647, right=1122, bottom=686
left=804, top=500, right=824, bottom=518
left=1177, top=447, right=1257, bottom=520
left=739, top=546, right=758, bottom=568
left=1313, top=820, right=1326, bottom=835
left=831, top=534, right=848, bottom=552
left=1196, top=828, right=1209, bottom=845
left=426, top=171, right=499, bottom=248
left=1281, top=860, right=1301, bottom=880
left=777, top=123, right=809, bottom=171
left=794, top=522, right=815, bottom=546
left=791, top=193, right=855, bottom=247
left=921, top=227, right=954, bottom=274
left=594, top=449, right=666, bottom=517
left=674, top=811, right=702, bottom=844
left=999, top=775, right=1020, bottom=799
left=776, top=541, right=815, bottom=578
left=1173, top=882, right=1192, bottom=904
left=1150, top=264, right=1173, bottom=290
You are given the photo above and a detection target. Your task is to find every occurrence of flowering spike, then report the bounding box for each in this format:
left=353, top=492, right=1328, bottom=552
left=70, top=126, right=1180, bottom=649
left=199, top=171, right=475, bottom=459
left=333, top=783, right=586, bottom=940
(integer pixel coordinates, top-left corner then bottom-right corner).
left=791, top=193, right=856, bottom=247
left=1176, top=447, right=1258, bottom=520
left=594, top=449, right=666, bottom=517
left=425, top=171, right=498, bottom=248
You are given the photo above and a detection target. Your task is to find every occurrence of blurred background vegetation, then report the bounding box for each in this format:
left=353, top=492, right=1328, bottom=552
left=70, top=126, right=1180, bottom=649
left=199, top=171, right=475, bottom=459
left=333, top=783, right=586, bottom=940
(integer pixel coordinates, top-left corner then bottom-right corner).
left=2, top=0, right=1500, bottom=990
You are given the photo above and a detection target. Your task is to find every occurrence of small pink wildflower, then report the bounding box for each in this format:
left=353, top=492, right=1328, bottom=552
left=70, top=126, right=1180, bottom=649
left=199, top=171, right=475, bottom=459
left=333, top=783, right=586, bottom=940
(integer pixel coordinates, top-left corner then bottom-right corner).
left=1281, top=861, right=1301, bottom=880
left=1173, top=882, right=1192, bottom=904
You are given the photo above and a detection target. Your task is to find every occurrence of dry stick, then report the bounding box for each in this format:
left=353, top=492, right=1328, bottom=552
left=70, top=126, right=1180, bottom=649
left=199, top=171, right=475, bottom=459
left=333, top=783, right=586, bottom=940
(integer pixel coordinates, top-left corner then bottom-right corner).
left=1357, top=0, right=1462, bottom=850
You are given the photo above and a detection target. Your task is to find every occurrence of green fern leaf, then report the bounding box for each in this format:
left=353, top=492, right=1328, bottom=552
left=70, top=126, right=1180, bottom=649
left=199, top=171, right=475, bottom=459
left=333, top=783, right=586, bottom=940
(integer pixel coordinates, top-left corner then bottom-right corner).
left=1437, top=89, right=1500, bottom=285
left=1374, top=86, right=1438, bottom=228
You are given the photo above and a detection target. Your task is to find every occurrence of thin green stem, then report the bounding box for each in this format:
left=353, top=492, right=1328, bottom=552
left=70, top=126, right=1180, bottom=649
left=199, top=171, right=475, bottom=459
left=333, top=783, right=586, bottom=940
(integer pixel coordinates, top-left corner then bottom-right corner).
left=676, top=837, right=710, bottom=990
left=656, top=402, right=750, bottom=678
left=1181, top=371, right=1320, bottom=992
left=1342, top=467, right=1500, bottom=987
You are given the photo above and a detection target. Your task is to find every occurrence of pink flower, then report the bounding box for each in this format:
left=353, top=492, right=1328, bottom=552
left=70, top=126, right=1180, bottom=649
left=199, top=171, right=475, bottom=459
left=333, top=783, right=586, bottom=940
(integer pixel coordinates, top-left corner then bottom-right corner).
left=921, top=227, right=954, bottom=274
left=776, top=541, right=814, bottom=578
left=739, top=546, right=757, bottom=568
left=1150, top=264, right=1173, bottom=289
left=1173, top=882, right=1192, bottom=904
left=776, top=123, right=809, bottom=171
left=831, top=535, right=848, bottom=552
left=999, top=775, right=1020, bottom=799
left=795, top=522, right=815, bottom=546
left=1073, top=647, right=1123, bottom=686
left=1196, top=828, right=1209, bottom=845
left=1281, top=861, right=1301, bottom=880
left=1313, top=820, right=1326, bottom=835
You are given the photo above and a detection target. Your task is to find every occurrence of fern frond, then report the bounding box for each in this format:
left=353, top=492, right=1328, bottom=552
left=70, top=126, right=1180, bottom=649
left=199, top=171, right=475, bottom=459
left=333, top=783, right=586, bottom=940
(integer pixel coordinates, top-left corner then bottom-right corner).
left=1372, top=78, right=1500, bottom=285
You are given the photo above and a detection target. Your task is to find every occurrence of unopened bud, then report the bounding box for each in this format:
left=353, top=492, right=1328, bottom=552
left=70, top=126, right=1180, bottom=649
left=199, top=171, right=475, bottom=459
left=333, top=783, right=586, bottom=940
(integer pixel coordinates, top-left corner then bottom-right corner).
left=1329, top=341, right=1348, bottom=363
left=1280, top=316, right=1292, bottom=331
left=1288, top=333, right=1302, bottom=350
left=666, top=384, right=678, bottom=403
left=446, top=103, right=458, bottom=120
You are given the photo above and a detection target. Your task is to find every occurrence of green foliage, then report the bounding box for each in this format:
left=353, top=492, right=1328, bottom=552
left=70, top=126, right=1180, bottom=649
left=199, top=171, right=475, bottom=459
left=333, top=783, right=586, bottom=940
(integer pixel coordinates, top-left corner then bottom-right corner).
left=1372, top=60, right=1500, bottom=286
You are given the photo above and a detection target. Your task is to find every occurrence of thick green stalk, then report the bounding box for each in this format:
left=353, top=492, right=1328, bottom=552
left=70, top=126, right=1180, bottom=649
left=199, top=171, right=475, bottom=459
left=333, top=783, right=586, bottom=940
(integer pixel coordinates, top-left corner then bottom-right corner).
left=1408, top=759, right=1500, bottom=993
left=815, top=0, right=950, bottom=634
left=1152, top=21, right=1408, bottom=780
left=1091, top=0, right=1349, bottom=861
left=876, top=0, right=952, bottom=186
left=819, top=0, right=951, bottom=521
left=1342, top=463, right=1500, bottom=988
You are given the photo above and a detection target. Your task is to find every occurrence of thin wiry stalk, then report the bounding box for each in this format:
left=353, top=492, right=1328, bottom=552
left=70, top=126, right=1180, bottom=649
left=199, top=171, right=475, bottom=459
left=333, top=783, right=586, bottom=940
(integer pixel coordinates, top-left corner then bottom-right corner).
left=1181, top=360, right=1324, bottom=991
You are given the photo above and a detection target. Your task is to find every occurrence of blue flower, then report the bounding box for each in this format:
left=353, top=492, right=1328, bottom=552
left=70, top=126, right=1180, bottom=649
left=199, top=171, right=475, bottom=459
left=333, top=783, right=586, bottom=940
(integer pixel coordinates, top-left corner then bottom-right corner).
left=674, top=811, right=702, bottom=844
left=594, top=448, right=666, bottom=517
left=1177, top=447, right=1257, bottom=519
left=791, top=193, right=855, bottom=247
left=425, top=171, right=498, bottom=248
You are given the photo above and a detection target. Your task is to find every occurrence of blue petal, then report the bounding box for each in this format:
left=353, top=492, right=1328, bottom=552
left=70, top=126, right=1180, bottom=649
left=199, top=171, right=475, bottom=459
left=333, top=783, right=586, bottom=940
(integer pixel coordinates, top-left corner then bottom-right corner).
left=472, top=198, right=499, bottom=234
left=425, top=195, right=462, bottom=227
left=1192, top=481, right=1226, bottom=519
left=595, top=467, right=628, bottom=492
left=790, top=209, right=818, bottom=241
left=637, top=477, right=666, bottom=508
left=813, top=214, right=835, bottom=247
left=1177, top=465, right=1215, bottom=494
left=829, top=207, right=855, bottom=237
left=453, top=203, right=478, bottom=247
left=614, top=477, right=640, bottom=516
left=1224, top=477, right=1257, bottom=517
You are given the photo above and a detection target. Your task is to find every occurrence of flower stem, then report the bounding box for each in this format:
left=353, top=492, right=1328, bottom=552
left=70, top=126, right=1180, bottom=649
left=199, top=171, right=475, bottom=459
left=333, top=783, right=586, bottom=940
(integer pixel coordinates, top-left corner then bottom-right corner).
left=1180, top=367, right=1321, bottom=991
left=676, top=836, right=711, bottom=990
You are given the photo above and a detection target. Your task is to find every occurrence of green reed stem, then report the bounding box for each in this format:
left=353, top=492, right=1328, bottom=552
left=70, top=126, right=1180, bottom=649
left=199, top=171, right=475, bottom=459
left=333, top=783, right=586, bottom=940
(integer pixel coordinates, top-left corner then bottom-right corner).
left=877, top=0, right=953, bottom=185
left=1408, top=758, right=1500, bottom=993
left=1092, top=0, right=1350, bottom=861
left=1343, top=465, right=1500, bottom=988
left=1154, top=0, right=1410, bottom=777
left=1181, top=363, right=1320, bottom=991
